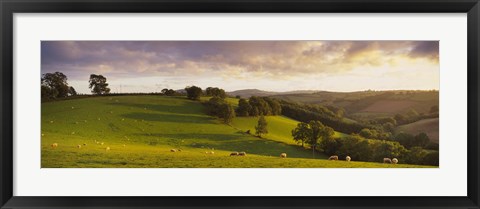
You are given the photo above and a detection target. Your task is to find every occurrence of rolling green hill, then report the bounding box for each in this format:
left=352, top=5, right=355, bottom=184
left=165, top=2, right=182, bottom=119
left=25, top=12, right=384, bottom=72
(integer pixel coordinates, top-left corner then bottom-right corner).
left=41, top=95, right=433, bottom=168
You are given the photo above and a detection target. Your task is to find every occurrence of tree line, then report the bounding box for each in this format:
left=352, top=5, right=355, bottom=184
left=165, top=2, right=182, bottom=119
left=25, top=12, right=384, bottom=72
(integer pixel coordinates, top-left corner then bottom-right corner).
left=279, top=100, right=372, bottom=135
left=237, top=96, right=281, bottom=117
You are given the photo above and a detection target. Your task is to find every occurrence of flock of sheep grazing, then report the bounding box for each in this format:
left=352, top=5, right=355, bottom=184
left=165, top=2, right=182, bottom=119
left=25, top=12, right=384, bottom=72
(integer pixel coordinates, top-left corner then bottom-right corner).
left=328, top=155, right=399, bottom=164
left=50, top=139, right=115, bottom=152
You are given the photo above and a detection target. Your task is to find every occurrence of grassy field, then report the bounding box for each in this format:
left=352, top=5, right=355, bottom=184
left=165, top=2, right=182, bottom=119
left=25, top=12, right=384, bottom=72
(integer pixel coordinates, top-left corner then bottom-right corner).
left=41, top=95, right=433, bottom=168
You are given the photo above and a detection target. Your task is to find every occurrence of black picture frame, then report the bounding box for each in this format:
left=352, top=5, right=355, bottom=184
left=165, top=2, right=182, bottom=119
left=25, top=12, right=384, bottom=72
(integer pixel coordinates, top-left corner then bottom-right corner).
left=1, top=0, right=479, bottom=208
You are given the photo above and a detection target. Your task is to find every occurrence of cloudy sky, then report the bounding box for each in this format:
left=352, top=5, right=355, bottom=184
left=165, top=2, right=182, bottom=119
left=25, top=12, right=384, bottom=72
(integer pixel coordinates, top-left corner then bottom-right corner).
left=41, top=41, right=439, bottom=94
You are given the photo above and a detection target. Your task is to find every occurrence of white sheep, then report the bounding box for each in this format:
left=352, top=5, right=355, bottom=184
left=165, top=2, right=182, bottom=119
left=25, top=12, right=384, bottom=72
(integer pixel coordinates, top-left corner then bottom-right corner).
left=230, top=152, right=239, bottom=156
left=280, top=153, right=287, bottom=158
left=383, top=158, right=392, bottom=163
left=345, top=156, right=351, bottom=162
left=105, top=147, right=110, bottom=151
left=77, top=145, right=81, bottom=149
left=328, top=155, right=339, bottom=160
left=171, top=149, right=177, bottom=152
left=238, top=152, right=247, bottom=156
left=392, top=158, right=399, bottom=164
left=51, top=143, right=58, bottom=149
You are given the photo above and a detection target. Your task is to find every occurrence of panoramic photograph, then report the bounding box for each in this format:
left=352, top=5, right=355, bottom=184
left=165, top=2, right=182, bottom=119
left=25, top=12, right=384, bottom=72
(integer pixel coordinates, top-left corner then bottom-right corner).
left=41, top=41, right=439, bottom=168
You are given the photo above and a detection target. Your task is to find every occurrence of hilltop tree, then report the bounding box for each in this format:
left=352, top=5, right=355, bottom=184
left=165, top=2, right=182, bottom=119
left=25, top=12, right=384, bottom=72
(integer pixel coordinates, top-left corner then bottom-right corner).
left=264, top=97, right=282, bottom=115
left=291, top=122, right=309, bottom=147
left=205, top=87, right=226, bottom=98
left=89, top=74, right=110, bottom=95
left=41, top=72, right=70, bottom=99
left=185, top=86, right=202, bottom=100
left=249, top=96, right=271, bottom=116
left=255, top=115, right=268, bottom=137
left=68, top=86, right=77, bottom=96
left=236, top=98, right=251, bottom=116
left=161, top=88, right=176, bottom=96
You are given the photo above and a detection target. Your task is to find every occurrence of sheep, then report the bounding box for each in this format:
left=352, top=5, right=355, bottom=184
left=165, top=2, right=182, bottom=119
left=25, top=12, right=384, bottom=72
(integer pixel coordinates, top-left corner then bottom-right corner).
left=328, top=155, right=339, bottom=160
left=83, top=143, right=87, bottom=146
left=51, top=143, right=58, bottom=149
left=41, top=133, right=44, bottom=137
left=105, top=147, right=110, bottom=151
left=49, top=120, right=54, bottom=123
left=230, top=152, right=239, bottom=156
left=97, top=118, right=101, bottom=121
left=71, top=106, right=75, bottom=109
left=280, top=153, right=287, bottom=158
left=205, top=151, right=214, bottom=154
left=392, top=158, right=399, bottom=164
left=238, top=152, right=247, bottom=156
left=121, top=118, right=125, bottom=121
left=71, top=132, right=75, bottom=135
left=171, top=149, right=177, bottom=152
left=383, top=158, right=392, bottom=163
left=77, top=145, right=82, bottom=149
left=346, top=156, right=351, bottom=162
left=100, top=142, right=104, bottom=145
left=178, top=149, right=182, bottom=152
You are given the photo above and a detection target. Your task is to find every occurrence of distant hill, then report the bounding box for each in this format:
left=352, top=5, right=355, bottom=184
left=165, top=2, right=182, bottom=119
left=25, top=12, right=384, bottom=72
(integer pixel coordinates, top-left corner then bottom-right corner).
left=227, top=89, right=318, bottom=98
left=396, top=118, right=439, bottom=143
left=271, top=90, right=439, bottom=118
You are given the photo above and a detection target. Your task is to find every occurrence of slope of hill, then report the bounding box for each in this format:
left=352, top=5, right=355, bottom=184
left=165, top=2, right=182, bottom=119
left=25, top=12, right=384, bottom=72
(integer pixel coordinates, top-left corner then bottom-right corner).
left=231, top=116, right=348, bottom=147
left=41, top=95, right=432, bottom=168
left=395, top=118, right=439, bottom=143
left=228, top=89, right=318, bottom=98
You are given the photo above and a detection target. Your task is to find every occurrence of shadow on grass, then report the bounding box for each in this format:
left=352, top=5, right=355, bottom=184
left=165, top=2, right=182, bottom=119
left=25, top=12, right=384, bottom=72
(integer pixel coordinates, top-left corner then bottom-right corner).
left=107, top=97, right=205, bottom=115
left=120, top=112, right=215, bottom=124
left=135, top=132, right=326, bottom=159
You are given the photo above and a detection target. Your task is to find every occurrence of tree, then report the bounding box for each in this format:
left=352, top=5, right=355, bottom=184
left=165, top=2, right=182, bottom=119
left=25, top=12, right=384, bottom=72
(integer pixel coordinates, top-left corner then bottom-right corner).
left=161, top=88, right=176, bottom=96
left=236, top=98, right=251, bottom=117
left=414, top=132, right=430, bottom=148
left=89, top=74, right=110, bottom=95
left=249, top=96, right=271, bottom=116
left=307, top=120, right=334, bottom=148
left=264, top=97, right=282, bottom=115
left=255, top=115, right=268, bottom=137
left=219, top=103, right=236, bottom=124
left=41, top=72, right=70, bottom=99
left=68, top=86, right=77, bottom=96
left=291, top=122, right=309, bottom=147
left=185, top=86, right=202, bottom=100
left=205, top=87, right=226, bottom=98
